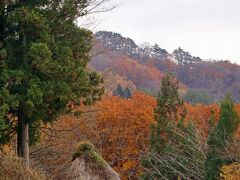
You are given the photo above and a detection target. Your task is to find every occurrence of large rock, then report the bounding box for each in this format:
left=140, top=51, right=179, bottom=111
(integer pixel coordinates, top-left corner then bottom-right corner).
left=65, top=142, right=120, bottom=180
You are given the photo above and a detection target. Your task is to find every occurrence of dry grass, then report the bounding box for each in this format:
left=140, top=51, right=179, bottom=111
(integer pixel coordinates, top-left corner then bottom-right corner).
left=0, top=152, right=47, bottom=180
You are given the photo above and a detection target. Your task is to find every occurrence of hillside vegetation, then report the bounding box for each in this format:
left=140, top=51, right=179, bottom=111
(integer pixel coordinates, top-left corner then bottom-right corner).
left=93, top=31, right=240, bottom=101
left=1, top=2, right=240, bottom=179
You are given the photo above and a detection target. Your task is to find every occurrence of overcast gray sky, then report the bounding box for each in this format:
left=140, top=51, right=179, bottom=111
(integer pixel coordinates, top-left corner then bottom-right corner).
left=89, top=0, right=240, bottom=63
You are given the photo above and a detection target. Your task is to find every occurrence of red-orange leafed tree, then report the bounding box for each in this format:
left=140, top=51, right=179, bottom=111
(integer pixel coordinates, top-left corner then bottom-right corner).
left=91, top=92, right=156, bottom=179
left=32, top=94, right=240, bottom=179
left=31, top=92, right=156, bottom=179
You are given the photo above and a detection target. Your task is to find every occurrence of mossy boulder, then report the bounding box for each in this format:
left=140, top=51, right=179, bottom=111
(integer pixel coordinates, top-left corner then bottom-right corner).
left=66, top=141, right=120, bottom=180
left=72, top=141, right=108, bottom=169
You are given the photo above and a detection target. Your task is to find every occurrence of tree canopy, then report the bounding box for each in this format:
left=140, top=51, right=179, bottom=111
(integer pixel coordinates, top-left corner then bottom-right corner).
left=0, top=0, right=104, bottom=164
left=184, top=89, right=215, bottom=104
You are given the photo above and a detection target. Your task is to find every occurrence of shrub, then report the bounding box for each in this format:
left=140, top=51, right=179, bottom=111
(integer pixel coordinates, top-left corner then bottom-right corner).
left=0, top=152, right=47, bottom=179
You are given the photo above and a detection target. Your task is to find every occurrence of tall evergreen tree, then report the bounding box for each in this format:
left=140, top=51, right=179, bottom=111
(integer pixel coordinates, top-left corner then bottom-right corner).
left=205, top=95, right=240, bottom=179
left=113, top=84, right=131, bottom=99
left=153, top=44, right=168, bottom=60
left=123, top=87, right=131, bottom=99
left=142, top=80, right=239, bottom=179
left=142, top=74, right=185, bottom=179
left=150, top=74, right=184, bottom=152
left=113, top=84, right=124, bottom=97
left=0, top=0, right=104, bottom=165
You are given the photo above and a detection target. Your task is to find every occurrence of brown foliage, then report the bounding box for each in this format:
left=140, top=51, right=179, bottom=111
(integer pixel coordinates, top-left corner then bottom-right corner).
left=91, top=92, right=156, bottom=178
left=32, top=94, right=240, bottom=179
left=0, top=152, right=47, bottom=180
left=185, top=103, right=220, bottom=134
left=91, top=50, right=165, bottom=90
left=100, top=68, right=137, bottom=94
left=32, top=92, right=155, bottom=179
left=220, top=163, right=240, bottom=180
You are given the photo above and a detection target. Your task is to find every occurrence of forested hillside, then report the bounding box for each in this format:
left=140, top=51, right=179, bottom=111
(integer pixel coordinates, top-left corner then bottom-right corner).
left=1, top=1, right=240, bottom=180
left=92, top=31, right=240, bottom=102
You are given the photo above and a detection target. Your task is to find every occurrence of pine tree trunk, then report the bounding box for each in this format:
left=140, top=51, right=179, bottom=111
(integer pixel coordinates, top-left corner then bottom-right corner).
left=17, top=109, right=30, bottom=166
left=17, top=4, right=29, bottom=165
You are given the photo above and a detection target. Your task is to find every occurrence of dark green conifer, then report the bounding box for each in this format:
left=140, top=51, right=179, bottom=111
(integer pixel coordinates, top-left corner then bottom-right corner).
left=150, top=74, right=183, bottom=152
left=142, top=74, right=185, bottom=179
left=205, top=95, right=239, bottom=179
left=113, top=84, right=124, bottom=97
left=123, top=87, right=131, bottom=99
left=0, top=0, right=104, bottom=165
left=113, top=84, right=131, bottom=99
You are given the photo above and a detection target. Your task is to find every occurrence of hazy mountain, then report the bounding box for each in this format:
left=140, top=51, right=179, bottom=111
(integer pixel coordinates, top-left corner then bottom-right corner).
left=92, top=31, right=240, bottom=101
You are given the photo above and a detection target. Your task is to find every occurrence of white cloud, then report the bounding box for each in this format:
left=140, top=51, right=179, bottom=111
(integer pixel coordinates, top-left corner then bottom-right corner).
left=86, top=0, right=240, bottom=63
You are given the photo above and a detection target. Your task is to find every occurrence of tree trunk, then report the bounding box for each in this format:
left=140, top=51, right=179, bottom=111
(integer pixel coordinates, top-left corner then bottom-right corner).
left=17, top=109, right=30, bottom=166
left=17, top=3, right=29, bottom=165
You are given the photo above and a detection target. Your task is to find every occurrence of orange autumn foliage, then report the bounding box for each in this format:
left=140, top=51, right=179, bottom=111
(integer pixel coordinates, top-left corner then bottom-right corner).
left=34, top=93, right=240, bottom=179
left=33, top=92, right=156, bottom=179
left=185, top=103, right=240, bottom=139
left=185, top=103, right=220, bottom=134
left=92, top=92, right=156, bottom=178
left=81, top=99, right=240, bottom=179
